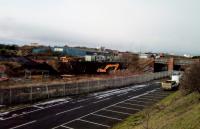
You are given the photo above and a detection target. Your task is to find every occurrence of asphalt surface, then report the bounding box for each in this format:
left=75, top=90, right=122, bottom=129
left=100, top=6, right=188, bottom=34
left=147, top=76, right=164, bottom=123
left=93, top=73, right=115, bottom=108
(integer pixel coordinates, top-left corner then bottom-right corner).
left=0, top=81, right=173, bottom=129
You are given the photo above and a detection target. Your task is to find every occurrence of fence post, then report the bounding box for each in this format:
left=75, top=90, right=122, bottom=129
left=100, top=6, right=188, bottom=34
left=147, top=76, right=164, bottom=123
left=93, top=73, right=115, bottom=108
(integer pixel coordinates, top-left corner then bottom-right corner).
left=30, top=86, right=33, bottom=103
left=0, top=89, right=3, bottom=105
left=9, top=87, right=12, bottom=105
left=87, top=80, right=90, bottom=93
left=64, top=84, right=66, bottom=96
left=46, top=84, right=49, bottom=99
left=97, top=79, right=100, bottom=89
left=76, top=82, right=79, bottom=95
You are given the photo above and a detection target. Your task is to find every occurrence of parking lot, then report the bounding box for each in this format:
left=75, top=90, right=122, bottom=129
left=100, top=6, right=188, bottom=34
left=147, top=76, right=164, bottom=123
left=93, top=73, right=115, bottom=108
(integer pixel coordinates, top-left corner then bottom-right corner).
left=53, top=87, right=171, bottom=129
left=0, top=82, right=172, bottom=129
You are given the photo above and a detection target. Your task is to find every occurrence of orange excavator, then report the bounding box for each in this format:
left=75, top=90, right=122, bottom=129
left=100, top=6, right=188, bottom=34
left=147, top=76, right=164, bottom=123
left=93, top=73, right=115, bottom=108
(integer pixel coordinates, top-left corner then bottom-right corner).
left=97, top=64, right=120, bottom=73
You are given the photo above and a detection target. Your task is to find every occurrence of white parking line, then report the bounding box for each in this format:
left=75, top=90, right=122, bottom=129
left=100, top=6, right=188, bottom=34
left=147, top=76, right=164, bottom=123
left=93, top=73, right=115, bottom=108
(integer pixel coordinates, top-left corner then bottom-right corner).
left=127, top=99, right=151, bottom=104
left=117, top=92, right=128, bottom=96
left=142, top=96, right=164, bottom=99
left=2, top=101, right=70, bottom=121
left=151, top=92, right=170, bottom=95
left=103, top=109, right=132, bottom=115
left=61, top=125, right=74, bottom=129
left=135, top=97, right=157, bottom=101
left=144, top=94, right=166, bottom=98
left=77, top=98, right=90, bottom=103
left=92, top=98, right=110, bottom=104
left=113, top=105, right=140, bottom=111
left=92, top=113, right=122, bottom=121
left=148, top=93, right=169, bottom=96
left=56, top=106, right=83, bottom=115
left=78, top=119, right=110, bottom=128
left=9, top=120, right=37, bottom=129
left=122, top=102, right=145, bottom=107
left=52, top=88, right=158, bottom=129
left=32, top=105, right=44, bottom=109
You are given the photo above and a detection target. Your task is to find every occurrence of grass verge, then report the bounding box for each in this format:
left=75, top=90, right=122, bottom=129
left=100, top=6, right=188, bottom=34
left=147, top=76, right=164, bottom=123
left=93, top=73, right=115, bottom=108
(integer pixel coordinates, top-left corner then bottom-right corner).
left=112, top=91, right=200, bottom=129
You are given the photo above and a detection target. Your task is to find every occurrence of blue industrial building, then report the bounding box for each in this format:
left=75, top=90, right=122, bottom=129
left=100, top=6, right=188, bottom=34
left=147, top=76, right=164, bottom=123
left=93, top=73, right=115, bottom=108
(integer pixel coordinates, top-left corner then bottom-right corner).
left=52, top=47, right=87, bottom=57
left=32, top=46, right=95, bottom=57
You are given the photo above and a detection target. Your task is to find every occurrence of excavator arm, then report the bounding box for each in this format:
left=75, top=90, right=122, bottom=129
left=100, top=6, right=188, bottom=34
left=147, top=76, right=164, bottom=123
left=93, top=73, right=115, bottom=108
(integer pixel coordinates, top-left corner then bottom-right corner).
left=97, top=64, right=119, bottom=73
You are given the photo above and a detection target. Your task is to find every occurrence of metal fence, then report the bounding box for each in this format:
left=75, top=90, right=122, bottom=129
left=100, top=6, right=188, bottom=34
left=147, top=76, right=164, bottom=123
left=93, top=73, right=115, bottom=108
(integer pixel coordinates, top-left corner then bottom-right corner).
left=0, top=71, right=172, bottom=105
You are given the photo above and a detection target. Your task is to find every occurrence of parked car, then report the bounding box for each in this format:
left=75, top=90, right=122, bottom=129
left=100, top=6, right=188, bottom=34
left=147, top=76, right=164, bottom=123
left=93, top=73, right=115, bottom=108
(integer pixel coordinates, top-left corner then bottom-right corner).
left=161, top=80, right=178, bottom=90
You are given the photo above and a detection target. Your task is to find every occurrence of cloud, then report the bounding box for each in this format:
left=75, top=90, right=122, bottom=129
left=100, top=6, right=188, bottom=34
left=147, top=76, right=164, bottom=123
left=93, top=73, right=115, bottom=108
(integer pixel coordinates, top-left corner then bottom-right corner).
left=0, top=0, right=200, bottom=55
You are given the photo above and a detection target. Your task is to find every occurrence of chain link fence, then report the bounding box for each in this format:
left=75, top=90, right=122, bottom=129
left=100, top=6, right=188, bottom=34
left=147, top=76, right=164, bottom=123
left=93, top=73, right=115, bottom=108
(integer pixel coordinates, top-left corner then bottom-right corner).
left=0, top=71, right=172, bottom=105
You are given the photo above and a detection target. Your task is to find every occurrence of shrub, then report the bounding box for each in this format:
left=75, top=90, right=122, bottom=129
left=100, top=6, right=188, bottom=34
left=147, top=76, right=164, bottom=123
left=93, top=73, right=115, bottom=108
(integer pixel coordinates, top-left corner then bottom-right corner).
left=180, top=62, right=200, bottom=94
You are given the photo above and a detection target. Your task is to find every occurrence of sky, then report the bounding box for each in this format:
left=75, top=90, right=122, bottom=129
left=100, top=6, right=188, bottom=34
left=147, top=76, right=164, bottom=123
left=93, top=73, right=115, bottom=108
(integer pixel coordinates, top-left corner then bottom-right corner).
left=0, top=0, right=200, bottom=55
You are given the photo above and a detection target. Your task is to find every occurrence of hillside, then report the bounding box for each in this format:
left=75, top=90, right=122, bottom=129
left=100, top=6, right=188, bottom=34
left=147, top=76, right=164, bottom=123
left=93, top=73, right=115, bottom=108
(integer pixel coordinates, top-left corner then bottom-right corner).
left=112, top=91, right=200, bottom=129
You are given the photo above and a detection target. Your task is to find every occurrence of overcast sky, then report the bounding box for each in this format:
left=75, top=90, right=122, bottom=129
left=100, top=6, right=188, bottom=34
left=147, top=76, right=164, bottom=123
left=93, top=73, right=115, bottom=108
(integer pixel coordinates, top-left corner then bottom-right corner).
left=0, top=0, right=200, bottom=55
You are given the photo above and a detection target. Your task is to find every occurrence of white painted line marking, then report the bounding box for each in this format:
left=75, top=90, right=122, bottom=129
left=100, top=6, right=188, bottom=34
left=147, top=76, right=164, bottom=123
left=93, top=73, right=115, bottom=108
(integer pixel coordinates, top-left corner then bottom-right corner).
left=104, top=109, right=132, bottom=115
left=78, top=119, right=110, bottom=128
left=52, top=88, right=158, bottom=129
left=136, top=97, right=157, bottom=101
left=148, top=93, right=169, bottom=96
left=92, top=113, right=122, bottom=121
left=123, top=102, right=145, bottom=107
left=141, top=96, right=164, bottom=99
left=77, top=98, right=90, bottom=102
left=92, top=98, right=110, bottom=104
left=61, top=125, right=74, bottom=129
left=127, top=99, right=151, bottom=104
left=56, top=106, right=83, bottom=115
left=2, top=101, right=70, bottom=121
left=117, top=92, right=128, bottom=96
left=33, top=105, right=44, bottom=109
left=152, top=92, right=170, bottom=95
left=1, top=109, right=41, bottom=121
left=113, top=105, right=140, bottom=111
left=144, top=94, right=166, bottom=98
left=9, top=120, right=36, bottom=129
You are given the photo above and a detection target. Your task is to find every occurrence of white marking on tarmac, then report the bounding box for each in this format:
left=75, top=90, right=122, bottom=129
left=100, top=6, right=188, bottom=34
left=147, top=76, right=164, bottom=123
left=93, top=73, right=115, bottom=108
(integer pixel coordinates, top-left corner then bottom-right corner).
left=122, top=102, right=145, bottom=107
left=78, top=119, right=110, bottom=128
left=104, top=109, right=132, bottom=115
left=1, top=100, right=70, bottom=121
left=9, top=120, right=37, bottom=129
left=92, top=84, right=148, bottom=99
left=77, top=98, right=90, bottom=102
left=144, top=94, right=167, bottom=98
left=136, top=97, right=157, bottom=101
left=141, top=96, right=164, bottom=99
left=92, top=98, right=110, bottom=104
left=117, top=92, right=128, bottom=96
left=113, top=105, right=140, bottom=111
left=61, top=125, right=74, bottom=129
left=127, top=99, right=151, bottom=104
left=92, top=113, right=122, bottom=121
left=52, top=88, right=158, bottom=129
left=56, top=106, right=83, bottom=115
left=32, top=105, right=44, bottom=109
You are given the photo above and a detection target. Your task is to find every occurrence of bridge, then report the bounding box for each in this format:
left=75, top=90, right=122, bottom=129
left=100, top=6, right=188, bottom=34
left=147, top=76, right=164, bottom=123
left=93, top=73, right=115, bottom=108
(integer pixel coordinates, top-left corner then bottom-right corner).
left=154, top=58, right=199, bottom=72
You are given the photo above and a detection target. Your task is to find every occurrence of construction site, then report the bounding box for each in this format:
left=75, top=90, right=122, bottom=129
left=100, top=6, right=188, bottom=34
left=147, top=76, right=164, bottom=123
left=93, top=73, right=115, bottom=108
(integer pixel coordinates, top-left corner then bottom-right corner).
left=0, top=43, right=198, bottom=88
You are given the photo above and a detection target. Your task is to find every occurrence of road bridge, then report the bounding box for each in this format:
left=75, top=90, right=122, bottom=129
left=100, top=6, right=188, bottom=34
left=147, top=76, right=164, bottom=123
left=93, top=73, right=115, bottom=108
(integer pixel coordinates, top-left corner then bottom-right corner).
left=154, top=58, right=199, bottom=72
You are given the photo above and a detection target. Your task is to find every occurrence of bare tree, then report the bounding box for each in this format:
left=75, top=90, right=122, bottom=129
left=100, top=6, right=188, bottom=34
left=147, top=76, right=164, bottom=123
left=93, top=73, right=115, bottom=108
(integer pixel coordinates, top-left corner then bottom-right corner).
left=180, top=62, right=200, bottom=94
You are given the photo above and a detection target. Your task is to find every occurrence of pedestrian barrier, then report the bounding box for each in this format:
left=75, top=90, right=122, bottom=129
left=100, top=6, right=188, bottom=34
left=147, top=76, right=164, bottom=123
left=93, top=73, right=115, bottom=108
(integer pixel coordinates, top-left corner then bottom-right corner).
left=0, top=71, right=172, bottom=105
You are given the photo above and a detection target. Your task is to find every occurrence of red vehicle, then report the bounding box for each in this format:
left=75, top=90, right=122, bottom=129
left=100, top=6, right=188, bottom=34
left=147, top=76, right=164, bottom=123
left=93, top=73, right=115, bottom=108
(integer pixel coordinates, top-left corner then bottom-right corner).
left=0, top=77, right=9, bottom=82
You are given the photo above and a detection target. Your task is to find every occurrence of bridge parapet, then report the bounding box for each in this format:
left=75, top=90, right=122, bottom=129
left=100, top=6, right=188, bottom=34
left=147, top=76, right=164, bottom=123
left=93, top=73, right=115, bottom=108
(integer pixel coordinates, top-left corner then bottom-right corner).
left=155, top=58, right=198, bottom=65
left=155, top=58, right=168, bottom=64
